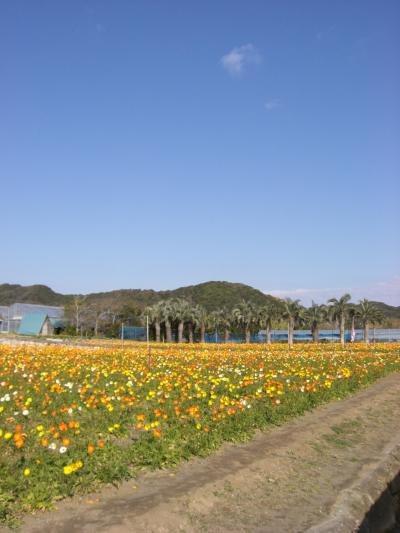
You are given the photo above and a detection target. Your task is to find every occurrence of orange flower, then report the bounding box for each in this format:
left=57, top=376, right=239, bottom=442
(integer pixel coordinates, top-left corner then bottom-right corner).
left=97, top=440, right=105, bottom=448
left=152, top=429, right=161, bottom=438
left=62, top=437, right=70, bottom=446
left=87, top=444, right=95, bottom=454
left=136, top=414, right=145, bottom=422
left=41, top=437, right=49, bottom=447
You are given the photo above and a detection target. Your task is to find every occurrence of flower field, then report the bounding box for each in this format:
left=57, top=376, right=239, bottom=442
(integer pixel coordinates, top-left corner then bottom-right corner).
left=1, top=342, right=400, bottom=524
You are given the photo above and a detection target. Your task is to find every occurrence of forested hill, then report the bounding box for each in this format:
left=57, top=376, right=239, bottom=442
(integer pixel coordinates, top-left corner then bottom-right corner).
left=0, top=284, right=67, bottom=306
left=370, top=301, right=400, bottom=320
left=0, top=282, right=399, bottom=319
left=0, top=281, right=276, bottom=312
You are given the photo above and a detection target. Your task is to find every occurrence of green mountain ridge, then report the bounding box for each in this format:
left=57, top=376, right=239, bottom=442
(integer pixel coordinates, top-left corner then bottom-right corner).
left=0, top=282, right=399, bottom=319
left=0, top=281, right=276, bottom=312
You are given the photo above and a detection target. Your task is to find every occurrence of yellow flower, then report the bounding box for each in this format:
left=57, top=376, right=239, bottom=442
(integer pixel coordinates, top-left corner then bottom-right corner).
left=36, top=425, right=44, bottom=432
left=63, top=465, right=73, bottom=475
left=24, top=468, right=31, bottom=476
left=4, top=432, right=12, bottom=440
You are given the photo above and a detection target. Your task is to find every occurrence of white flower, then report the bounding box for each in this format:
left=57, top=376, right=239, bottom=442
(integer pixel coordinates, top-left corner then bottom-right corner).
left=59, top=446, right=67, bottom=454
left=22, top=409, right=29, bottom=416
left=48, top=442, right=57, bottom=450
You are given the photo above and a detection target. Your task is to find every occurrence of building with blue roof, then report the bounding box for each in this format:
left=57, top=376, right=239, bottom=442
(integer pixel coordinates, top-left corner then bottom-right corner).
left=0, top=303, right=64, bottom=334
left=18, top=313, right=54, bottom=336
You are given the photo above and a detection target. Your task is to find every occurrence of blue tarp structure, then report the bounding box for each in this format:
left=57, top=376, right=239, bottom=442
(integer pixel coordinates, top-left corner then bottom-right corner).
left=120, top=326, right=146, bottom=340
left=18, top=313, right=48, bottom=335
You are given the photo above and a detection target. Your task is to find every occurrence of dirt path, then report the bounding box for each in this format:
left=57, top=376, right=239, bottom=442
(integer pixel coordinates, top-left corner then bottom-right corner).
left=8, top=373, right=400, bottom=533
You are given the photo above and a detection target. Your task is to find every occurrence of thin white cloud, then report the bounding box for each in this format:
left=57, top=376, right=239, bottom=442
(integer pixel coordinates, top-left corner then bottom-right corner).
left=265, top=277, right=400, bottom=306
left=316, top=25, right=336, bottom=41
left=264, top=99, right=280, bottom=111
left=221, top=44, right=261, bottom=76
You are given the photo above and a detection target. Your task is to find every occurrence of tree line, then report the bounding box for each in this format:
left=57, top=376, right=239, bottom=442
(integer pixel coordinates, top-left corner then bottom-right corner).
left=64, top=294, right=382, bottom=344
left=143, top=294, right=383, bottom=345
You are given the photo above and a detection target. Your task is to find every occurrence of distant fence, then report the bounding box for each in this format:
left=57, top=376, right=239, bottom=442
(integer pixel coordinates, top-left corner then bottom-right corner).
left=121, top=328, right=400, bottom=343
left=120, top=326, right=146, bottom=340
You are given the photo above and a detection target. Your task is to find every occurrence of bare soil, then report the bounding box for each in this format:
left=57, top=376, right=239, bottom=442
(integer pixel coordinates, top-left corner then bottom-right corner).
left=5, top=372, right=400, bottom=533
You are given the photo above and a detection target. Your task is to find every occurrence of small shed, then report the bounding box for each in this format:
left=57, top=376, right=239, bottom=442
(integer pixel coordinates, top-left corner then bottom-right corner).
left=18, top=313, right=54, bottom=336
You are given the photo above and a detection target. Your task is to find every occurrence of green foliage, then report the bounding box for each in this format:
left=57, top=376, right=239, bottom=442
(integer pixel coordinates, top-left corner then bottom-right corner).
left=1, top=283, right=399, bottom=325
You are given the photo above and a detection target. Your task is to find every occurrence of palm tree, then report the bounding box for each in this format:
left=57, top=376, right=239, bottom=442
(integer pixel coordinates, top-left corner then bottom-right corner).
left=143, top=301, right=164, bottom=342
left=192, top=305, right=209, bottom=343
left=186, top=304, right=204, bottom=343
left=282, top=299, right=304, bottom=346
left=232, top=301, right=257, bottom=344
left=159, top=299, right=174, bottom=343
left=220, top=307, right=233, bottom=343
left=210, top=308, right=232, bottom=343
left=208, top=309, right=224, bottom=343
left=257, top=303, right=278, bottom=344
left=172, top=299, right=191, bottom=343
left=328, top=294, right=352, bottom=345
left=305, top=302, right=327, bottom=343
left=356, top=299, right=383, bottom=344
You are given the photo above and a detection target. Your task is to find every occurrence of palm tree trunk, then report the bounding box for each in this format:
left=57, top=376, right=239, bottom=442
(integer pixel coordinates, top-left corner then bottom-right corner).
left=266, top=325, right=272, bottom=344
left=245, top=326, right=251, bottom=344
left=312, top=326, right=319, bottom=343
left=288, top=319, right=294, bottom=346
left=200, top=323, right=205, bottom=343
left=364, top=323, right=369, bottom=344
left=155, top=320, right=161, bottom=342
left=188, top=323, right=194, bottom=343
left=224, top=327, right=230, bottom=343
left=340, top=316, right=345, bottom=345
left=178, top=321, right=184, bottom=343
left=75, top=312, right=79, bottom=335
left=165, top=320, right=172, bottom=343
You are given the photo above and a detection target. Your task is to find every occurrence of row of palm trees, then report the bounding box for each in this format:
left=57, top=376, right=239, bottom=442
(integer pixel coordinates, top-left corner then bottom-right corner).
left=143, top=294, right=383, bottom=345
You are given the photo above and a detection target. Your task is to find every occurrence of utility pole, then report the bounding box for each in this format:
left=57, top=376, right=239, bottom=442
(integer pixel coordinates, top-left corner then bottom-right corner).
left=121, top=323, right=124, bottom=343
left=146, top=315, right=151, bottom=368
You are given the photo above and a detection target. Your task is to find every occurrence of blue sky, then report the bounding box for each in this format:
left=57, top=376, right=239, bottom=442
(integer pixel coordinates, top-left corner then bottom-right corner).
left=1, top=1, right=399, bottom=304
